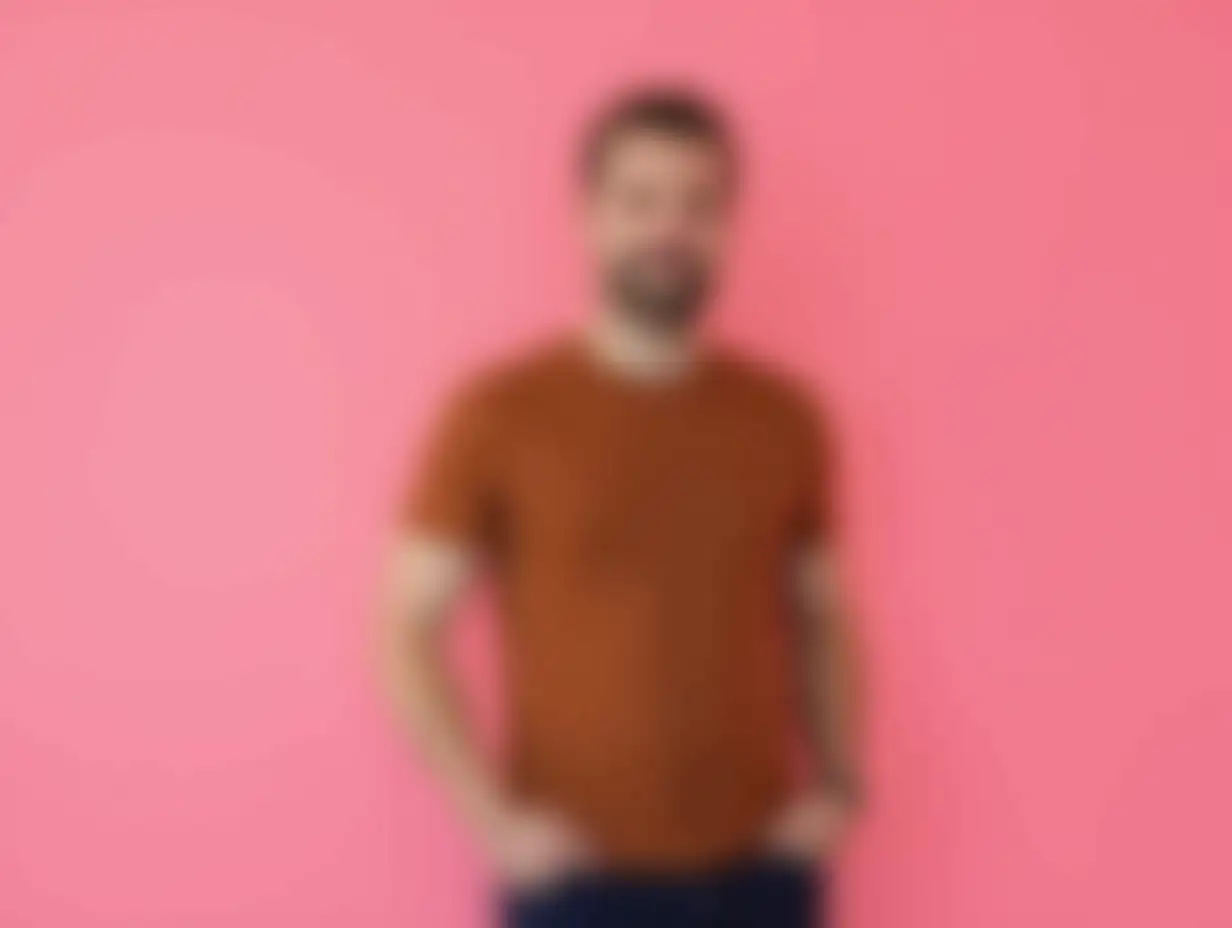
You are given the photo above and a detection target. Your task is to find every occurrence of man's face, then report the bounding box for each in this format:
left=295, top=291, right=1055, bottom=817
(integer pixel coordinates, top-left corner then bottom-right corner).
left=583, top=131, right=734, bottom=333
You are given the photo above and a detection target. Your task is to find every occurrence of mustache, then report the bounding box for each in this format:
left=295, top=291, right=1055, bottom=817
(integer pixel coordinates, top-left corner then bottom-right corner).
left=604, top=252, right=713, bottom=331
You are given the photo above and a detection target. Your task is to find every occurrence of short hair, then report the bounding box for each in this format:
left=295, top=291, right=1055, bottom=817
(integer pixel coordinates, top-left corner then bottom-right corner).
left=577, top=86, right=740, bottom=192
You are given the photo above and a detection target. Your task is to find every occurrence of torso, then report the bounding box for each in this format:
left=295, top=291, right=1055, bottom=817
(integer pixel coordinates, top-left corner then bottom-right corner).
left=445, top=340, right=826, bottom=869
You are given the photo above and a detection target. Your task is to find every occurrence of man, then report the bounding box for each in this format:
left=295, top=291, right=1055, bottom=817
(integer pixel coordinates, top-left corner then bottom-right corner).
left=382, top=88, right=863, bottom=927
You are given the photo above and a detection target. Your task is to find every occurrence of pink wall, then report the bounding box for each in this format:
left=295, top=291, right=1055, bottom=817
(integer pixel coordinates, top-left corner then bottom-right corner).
left=1, top=2, right=1228, bottom=926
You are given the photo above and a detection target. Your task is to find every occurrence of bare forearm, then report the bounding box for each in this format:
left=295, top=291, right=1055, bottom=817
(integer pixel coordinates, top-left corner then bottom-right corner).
left=763, top=555, right=865, bottom=860
left=797, top=551, right=865, bottom=805
left=379, top=539, right=506, bottom=830
left=808, top=605, right=863, bottom=800
left=385, top=629, right=504, bottom=825
left=379, top=538, right=591, bottom=885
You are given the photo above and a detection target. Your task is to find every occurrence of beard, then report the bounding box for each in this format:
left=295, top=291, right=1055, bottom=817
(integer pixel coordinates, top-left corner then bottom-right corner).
left=604, top=250, right=713, bottom=333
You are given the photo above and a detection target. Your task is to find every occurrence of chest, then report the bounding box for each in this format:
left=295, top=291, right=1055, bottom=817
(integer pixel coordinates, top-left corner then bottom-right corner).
left=504, top=404, right=800, bottom=568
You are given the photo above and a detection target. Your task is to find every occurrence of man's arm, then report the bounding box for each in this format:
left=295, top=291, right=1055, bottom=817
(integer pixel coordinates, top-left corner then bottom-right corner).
left=379, top=533, right=590, bottom=887
left=764, top=543, right=865, bottom=859
left=379, top=536, right=503, bottom=827
left=796, top=545, right=864, bottom=808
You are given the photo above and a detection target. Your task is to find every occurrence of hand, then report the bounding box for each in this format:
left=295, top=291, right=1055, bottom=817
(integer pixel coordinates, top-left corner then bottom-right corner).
left=478, top=803, right=595, bottom=891
left=761, top=791, right=855, bottom=864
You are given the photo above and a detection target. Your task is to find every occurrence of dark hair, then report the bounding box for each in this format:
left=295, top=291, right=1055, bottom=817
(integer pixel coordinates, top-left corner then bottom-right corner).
left=578, top=86, right=740, bottom=191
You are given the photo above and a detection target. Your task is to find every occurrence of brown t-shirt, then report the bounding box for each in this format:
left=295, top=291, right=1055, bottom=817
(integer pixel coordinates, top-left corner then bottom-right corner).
left=407, top=339, right=833, bottom=870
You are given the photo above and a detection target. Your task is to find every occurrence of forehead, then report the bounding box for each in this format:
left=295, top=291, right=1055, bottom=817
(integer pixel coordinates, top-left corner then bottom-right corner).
left=590, top=129, right=734, bottom=192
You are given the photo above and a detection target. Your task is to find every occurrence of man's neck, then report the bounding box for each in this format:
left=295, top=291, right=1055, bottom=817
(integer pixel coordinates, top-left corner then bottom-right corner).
left=585, top=310, right=698, bottom=384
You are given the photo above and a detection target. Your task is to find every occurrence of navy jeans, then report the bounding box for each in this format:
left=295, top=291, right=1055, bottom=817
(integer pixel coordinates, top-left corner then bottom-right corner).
left=504, top=857, right=823, bottom=928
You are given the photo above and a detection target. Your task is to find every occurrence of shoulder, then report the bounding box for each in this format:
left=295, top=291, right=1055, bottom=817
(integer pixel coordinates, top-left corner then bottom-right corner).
left=709, top=347, right=824, bottom=427
left=709, top=349, right=838, bottom=488
left=438, top=338, right=575, bottom=429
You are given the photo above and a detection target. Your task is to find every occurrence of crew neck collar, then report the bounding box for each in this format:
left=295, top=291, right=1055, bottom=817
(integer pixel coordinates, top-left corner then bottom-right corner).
left=576, top=320, right=709, bottom=391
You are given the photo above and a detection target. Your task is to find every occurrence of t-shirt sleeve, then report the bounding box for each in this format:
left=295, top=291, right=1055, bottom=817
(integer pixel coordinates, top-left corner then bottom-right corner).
left=402, top=384, right=503, bottom=549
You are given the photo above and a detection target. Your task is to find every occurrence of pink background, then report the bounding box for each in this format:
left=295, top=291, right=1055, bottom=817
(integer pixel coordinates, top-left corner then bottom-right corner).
left=2, top=2, right=1229, bottom=926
